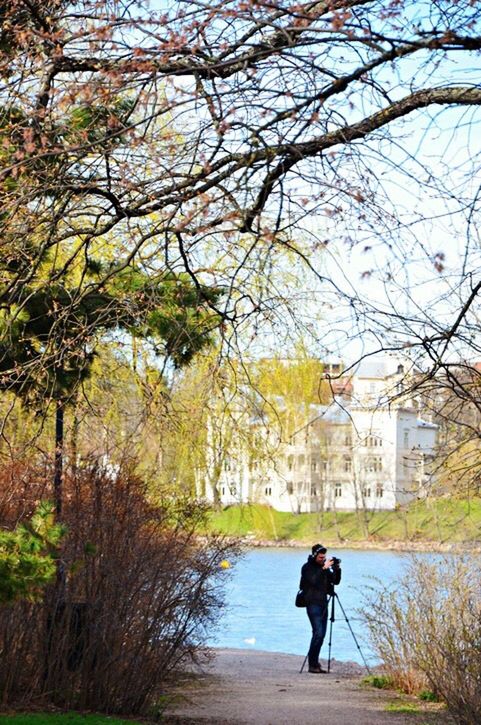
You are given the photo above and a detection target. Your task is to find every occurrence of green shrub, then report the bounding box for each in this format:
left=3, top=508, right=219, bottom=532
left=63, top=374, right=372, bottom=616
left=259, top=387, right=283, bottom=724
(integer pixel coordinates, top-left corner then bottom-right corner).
left=0, top=500, right=65, bottom=603
left=362, top=674, right=394, bottom=689
left=418, top=690, right=439, bottom=702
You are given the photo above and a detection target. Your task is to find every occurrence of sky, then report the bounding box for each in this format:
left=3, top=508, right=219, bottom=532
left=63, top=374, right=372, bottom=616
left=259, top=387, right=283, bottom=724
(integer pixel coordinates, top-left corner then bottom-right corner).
left=96, top=1, right=481, bottom=369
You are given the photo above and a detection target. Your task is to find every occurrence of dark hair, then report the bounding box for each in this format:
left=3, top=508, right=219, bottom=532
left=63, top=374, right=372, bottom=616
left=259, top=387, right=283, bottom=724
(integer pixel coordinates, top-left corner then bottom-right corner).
left=311, top=543, right=327, bottom=556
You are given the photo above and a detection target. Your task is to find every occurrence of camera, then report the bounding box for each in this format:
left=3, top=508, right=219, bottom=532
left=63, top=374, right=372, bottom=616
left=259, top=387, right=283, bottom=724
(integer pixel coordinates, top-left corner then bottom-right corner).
left=331, top=556, right=341, bottom=566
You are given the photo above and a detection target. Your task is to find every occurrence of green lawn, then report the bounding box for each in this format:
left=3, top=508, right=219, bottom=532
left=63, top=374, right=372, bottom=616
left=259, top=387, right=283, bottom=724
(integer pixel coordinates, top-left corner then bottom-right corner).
left=0, top=715, right=143, bottom=725
left=205, top=498, right=481, bottom=545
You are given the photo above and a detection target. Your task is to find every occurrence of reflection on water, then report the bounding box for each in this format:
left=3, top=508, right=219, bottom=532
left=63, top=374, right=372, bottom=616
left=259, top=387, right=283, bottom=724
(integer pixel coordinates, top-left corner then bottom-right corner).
left=208, top=547, right=429, bottom=664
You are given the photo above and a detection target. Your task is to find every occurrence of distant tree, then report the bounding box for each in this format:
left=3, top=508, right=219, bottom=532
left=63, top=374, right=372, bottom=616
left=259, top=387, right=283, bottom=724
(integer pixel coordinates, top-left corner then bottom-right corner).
left=253, top=352, right=330, bottom=438
left=415, top=364, right=481, bottom=497
left=162, top=347, right=332, bottom=504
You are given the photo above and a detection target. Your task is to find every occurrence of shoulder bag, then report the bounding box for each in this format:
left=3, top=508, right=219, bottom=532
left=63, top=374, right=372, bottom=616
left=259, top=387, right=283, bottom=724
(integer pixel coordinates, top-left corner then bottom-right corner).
left=295, top=589, right=306, bottom=607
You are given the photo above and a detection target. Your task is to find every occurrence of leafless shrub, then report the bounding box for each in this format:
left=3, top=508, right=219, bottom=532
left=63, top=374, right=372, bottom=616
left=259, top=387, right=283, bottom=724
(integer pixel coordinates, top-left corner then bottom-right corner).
left=361, top=557, right=481, bottom=725
left=0, top=461, right=238, bottom=714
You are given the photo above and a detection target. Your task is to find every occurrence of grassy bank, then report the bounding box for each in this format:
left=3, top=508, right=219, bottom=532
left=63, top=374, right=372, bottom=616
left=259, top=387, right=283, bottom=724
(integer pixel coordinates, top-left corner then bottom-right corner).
left=205, top=498, right=481, bottom=547
left=0, top=716, right=143, bottom=725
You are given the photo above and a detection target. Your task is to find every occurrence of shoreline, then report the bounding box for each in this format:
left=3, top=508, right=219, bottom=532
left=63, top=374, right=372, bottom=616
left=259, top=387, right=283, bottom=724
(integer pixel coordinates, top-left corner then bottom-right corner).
left=230, top=536, right=481, bottom=553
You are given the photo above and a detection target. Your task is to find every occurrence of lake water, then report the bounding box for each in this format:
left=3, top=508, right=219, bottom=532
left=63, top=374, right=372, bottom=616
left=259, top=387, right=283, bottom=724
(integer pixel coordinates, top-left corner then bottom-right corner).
left=208, top=547, right=430, bottom=665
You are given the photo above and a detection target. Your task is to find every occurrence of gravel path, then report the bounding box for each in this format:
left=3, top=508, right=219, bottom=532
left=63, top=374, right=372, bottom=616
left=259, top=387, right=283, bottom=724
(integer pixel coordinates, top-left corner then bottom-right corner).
left=163, top=648, right=446, bottom=725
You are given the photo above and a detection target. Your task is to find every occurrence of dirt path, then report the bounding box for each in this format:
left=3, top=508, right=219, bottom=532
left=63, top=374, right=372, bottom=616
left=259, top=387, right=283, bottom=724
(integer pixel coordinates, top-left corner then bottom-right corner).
left=163, top=649, right=446, bottom=725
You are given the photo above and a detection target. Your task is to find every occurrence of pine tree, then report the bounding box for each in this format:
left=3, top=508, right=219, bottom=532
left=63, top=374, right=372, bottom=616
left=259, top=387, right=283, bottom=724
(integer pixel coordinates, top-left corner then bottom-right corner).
left=0, top=501, right=66, bottom=604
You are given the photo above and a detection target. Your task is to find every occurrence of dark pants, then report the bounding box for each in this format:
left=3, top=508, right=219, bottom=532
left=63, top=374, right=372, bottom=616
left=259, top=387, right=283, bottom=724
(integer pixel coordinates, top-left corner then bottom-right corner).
left=306, top=601, right=329, bottom=668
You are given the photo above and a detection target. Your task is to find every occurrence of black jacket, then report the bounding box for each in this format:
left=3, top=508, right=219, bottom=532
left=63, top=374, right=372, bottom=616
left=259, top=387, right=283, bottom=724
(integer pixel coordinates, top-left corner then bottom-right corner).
left=299, top=556, right=342, bottom=606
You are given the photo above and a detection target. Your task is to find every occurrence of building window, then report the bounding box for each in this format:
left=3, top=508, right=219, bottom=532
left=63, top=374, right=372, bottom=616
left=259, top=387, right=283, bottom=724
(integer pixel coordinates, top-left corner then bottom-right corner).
left=224, top=460, right=231, bottom=471
left=311, top=460, right=318, bottom=472
left=221, top=487, right=225, bottom=496
left=298, top=454, right=305, bottom=468
left=264, top=486, right=272, bottom=496
left=287, top=482, right=294, bottom=495
left=334, top=483, right=342, bottom=498
left=229, top=483, right=237, bottom=496
left=345, top=434, right=352, bottom=447
left=287, top=456, right=293, bottom=471
left=311, top=486, right=318, bottom=496
left=365, top=456, right=382, bottom=472
left=365, top=435, right=382, bottom=447
left=344, top=456, right=352, bottom=473
left=321, top=460, right=328, bottom=472
left=376, top=484, right=383, bottom=498
left=403, top=429, right=409, bottom=447
left=362, top=486, right=371, bottom=498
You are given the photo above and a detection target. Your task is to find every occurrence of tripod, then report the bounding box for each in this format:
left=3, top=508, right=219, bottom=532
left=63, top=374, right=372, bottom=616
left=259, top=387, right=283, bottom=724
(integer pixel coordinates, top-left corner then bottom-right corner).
left=299, top=590, right=371, bottom=674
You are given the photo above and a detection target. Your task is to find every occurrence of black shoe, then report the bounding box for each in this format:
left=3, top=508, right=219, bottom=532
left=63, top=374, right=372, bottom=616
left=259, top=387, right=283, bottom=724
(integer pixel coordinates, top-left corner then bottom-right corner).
left=308, top=665, right=324, bottom=673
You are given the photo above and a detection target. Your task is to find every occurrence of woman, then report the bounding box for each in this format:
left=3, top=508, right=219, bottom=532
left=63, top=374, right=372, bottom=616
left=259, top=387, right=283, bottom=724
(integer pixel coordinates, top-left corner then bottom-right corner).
left=299, top=543, right=342, bottom=673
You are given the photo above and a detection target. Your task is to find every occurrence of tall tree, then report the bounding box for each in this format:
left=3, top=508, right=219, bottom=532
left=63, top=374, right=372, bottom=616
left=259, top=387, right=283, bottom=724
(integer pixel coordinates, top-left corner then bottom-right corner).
left=0, top=271, right=222, bottom=516
left=1, top=0, right=481, bottom=491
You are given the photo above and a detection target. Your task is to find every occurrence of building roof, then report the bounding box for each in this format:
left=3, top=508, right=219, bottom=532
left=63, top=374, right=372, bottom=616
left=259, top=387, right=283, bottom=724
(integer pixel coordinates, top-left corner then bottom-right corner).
left=354, top=359, right=389, bottom=379
left=290, top=404, right=351, bottom=440
left=353, top=355, right=416, bottom=380
left=315, top=404, right=351, bottom=424
left=416, top=418, right=438, bottom=429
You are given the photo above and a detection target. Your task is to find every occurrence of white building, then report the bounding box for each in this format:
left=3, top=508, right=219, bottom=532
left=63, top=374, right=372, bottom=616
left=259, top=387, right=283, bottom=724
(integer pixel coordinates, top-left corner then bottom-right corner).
left=199, top=358, right=438, bottom=512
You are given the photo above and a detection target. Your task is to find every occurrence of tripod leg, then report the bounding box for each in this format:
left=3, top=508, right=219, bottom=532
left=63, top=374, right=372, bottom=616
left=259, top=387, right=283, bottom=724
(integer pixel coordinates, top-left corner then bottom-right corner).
left=333, top=593, right=372, bottom=675
left=299, top=652, right=308, bottom=674
left=327, top=593, right=335, bottom=673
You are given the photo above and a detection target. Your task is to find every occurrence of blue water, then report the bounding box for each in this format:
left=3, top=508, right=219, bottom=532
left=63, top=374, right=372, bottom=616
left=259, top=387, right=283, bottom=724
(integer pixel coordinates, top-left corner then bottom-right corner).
left=208, top=547, right=426, bottom=664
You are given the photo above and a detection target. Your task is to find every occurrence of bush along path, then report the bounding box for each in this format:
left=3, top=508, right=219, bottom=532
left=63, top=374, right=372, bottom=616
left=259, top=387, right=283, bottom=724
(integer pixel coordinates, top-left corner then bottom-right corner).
left=163, top=649, right=449, bottom=725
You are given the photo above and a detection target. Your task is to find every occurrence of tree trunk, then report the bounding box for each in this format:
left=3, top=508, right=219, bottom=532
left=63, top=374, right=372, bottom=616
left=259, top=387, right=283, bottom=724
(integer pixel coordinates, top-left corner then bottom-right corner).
left=54, top=400, right=64, bottom=518
left=54, top=399, right=66, bottom=597
left=70, top=395, right=80, bottom=480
